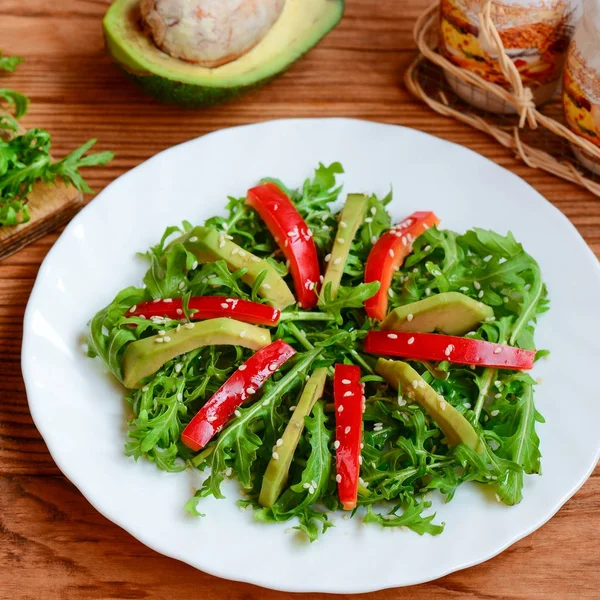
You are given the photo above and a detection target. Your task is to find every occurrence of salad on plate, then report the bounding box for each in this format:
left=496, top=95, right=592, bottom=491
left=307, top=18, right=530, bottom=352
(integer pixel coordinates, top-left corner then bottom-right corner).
left=87, top=163, right=548, bottom=541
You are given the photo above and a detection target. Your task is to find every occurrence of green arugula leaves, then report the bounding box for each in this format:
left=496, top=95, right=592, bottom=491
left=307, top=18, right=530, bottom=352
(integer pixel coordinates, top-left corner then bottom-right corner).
left=87, top=162, right=548, bottom=541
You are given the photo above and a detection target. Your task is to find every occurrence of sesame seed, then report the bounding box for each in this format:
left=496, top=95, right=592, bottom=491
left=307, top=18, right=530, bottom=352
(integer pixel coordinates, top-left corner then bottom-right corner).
left=225, top=467, right=233, bottom=477
left=337, top=405, right=344, bottom=413
left=276, top=438, right=283, bottom=447
left=218, top=240, right=226, bottom=248
left=333, top=257, right=342, bottom=265
left=246, top=387, right=255, bottom=395
left=303, top=482, right=310, bottom=489
left=155, top=337, right=164, bottom=343
left=234, top=409, right=242, bottom=417
left=189, top=236, right=198, bottom=242
left=336, top=474, right=342, bottom=483
left=178, top=281, right=185, bottom=290
left=289, top=405, right=296, bottom=411
left=262, top=399, right=270, bottom=407
left=324, top=254, right=331, bottom=262
left=238, top=364, right=247, bottom=371
left=370, top=207, right=377, bottom=216
left=207, top=415, right=217, bottom=423
left=493, top=347, right=502, bottom=354
left=176, top=309, right=183, bottom=316
left=343, top=391, right=353, bottom=397
left=158, top=330, right=166, bottom=336
left=439, top=401, right=446, bottom=410
left=444, top=344, right=454, bottom=356
left=141, top=386, right=149, bottom=392
left=191, top=260, right=198, bottom=270
left=408, top=336, right=415, bottom=345
left=333, top=440, right=341, bottom=449
left=344, top=426, right=351, bottom=434
left=387, top=333, right=398, bottom=339
left=491, top=409, right=499, bottom=416
left=175, top=363, right=183, bottom=373
left=418, top=380, right=425, bottom=389
left=495, top=493, right=501, bottom=502
left=251, top=256, right=260, bottom=262
left=185, top=322, right=195, bottom=329
left=239, top=330, right=247, bottom=338
left=220, top=303, right=229, bottom=309
left=364, top=217, right=373, bottom=224
left=388, top=249, right=395, bottom=258
left=268, top=363, right=278, bottom=371
left=342, top=379, right=351, bottom=384
left=495, top=393, right=502, bottom=399
left=129, top=305, right=137, bottom=313
left=425, top=288, right=431, bottom=296
left=474, top=281, right=481, bottom=290
left=239, top=250, right=246, bottom=257
left=406, top=313, right=414, bottom=322
left=308, top=485, right=315, bottom=494
left=339, top=220, right=347, bottom=228
left=163, top=336, right=171, bottom=342
left=463, top=402, right=471, bottom=408
left=358, top=455, right=363, bottom=465
left=478, top=290, right=484, bottom=298
left=371, top=236, right=377, bottom=245
left=398, top=397, right=406, bottom=406
left=337, top=238, right=345, bottom=244
left=272, top=452, right=279, bottom=460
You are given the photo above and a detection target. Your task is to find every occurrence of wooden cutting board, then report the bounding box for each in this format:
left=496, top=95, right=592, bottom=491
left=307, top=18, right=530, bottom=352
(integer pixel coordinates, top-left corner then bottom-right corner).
left=0, top=113, right=83, bottom=261
left=0, top=180, right=82, bottom=261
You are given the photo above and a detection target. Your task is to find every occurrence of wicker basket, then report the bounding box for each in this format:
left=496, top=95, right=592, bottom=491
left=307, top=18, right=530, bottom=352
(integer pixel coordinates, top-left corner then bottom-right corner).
left=405, top=1, right=600, bottom=198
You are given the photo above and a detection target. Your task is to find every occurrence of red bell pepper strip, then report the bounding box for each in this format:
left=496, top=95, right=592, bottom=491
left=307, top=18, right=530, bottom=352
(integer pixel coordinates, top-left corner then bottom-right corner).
left=181, top=339, right=296, bottom=451
left=364, top=211, right=440, bottom=321
left=364, top=331, right=535, bottom=370
left=334, top=364, right=363, bottom=511
left=246, top=183, right=320, bottom=310
left=126, top=296, right=280, bottom=327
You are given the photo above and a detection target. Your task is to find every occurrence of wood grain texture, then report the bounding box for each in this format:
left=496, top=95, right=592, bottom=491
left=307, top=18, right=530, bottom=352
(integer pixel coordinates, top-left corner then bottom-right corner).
left=0, top=0, right=598, bottom=598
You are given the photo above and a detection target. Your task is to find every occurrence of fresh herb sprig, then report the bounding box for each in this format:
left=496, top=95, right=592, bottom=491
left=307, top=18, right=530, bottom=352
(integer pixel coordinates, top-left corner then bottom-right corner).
left=0, top=52, right=114, bottom=226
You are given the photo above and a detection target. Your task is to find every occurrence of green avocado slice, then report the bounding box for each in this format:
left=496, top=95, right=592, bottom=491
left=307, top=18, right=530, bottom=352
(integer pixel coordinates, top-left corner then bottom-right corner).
left=375, top=358, right=482, bottom=453
left=381, top=292, right=494, bottom=336
left=177, top=226, right=295, bottom=310
left=258, top=367, right=328, bottom=508
left=103, top=0, right=344, bottom=107
left=319, top=193, right=369, bottom=303
left=122, top=318, right=271, bottom=389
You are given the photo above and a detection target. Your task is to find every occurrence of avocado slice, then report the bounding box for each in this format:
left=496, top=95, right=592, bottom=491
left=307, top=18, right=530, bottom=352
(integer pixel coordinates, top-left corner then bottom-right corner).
left=375, top=358, right=482, bottom=453
left=104, top=0, right=344, bottom=107
left=258, top=367, right=328, bottom=508
left=319, top=193, right=369, bottom=302
left=177, top=226, right=295, bottom=310
left=381, top=292, right=494, bottom=336
left=122, top=318, right=271, bottom=389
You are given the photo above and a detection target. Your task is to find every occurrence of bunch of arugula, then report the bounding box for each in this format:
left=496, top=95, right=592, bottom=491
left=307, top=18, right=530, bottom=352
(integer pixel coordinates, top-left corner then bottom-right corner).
left=88, top=162, right=548, bottom=541
left=0, top=52, right=113, bottom=226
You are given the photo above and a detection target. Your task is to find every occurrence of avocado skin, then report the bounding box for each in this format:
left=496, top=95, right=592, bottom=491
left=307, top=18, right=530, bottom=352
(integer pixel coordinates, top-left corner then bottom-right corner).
left=381, top=291, right=494, bottom=336
left=375, top=358, right=482, bottom=453
left=122, top=318, right=271, bottom=389
left=111, top=62, right=277, bottom=108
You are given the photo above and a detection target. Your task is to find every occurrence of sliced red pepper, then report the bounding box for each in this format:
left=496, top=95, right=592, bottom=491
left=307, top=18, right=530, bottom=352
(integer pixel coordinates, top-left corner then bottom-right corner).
left=364, top=331, right=535, bottom=370
left=181, top=339, right=296, bottom=451
left=246, top=183, right=320, bottom=310
left=126, top=296, right=280, bottom=327
left=364, top=211, right=440, bottom=321
left=334, top=364, right=363, bottom=511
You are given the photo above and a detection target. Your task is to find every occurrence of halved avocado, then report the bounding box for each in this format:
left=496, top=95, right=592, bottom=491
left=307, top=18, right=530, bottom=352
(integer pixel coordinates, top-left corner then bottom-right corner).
left=104, top=0, right=345, bottom=107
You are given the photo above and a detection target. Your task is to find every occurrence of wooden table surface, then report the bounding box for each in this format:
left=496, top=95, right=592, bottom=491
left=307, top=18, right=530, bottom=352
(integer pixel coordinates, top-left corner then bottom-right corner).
left=1, top=1, right=598, bottom=598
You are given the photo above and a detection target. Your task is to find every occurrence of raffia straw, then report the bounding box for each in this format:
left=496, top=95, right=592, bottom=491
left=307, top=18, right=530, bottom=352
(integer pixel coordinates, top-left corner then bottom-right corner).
left=404, top=2, right=600, bottom=198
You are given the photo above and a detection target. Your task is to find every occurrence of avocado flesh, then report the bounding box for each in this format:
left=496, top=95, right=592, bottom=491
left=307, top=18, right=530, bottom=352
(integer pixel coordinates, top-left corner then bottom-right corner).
left=381, top=292, right=494, bottom=336
left=104, top=0, right=345, bottom=107
left=178, top=226, right=295, bottom=310
left=259, top=367, right=328, bottom=508
left=319, top=193, right=369, bottom=303
left=122, top=318, right=271, bottom=389
left=375, top=358, right=482, bottom=453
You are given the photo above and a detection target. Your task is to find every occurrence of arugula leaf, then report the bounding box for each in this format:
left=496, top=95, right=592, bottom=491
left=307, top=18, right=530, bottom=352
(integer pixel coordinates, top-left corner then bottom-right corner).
left=364, top=500, right=444, bottom=535
left=0, top=53, right=23, bottom=73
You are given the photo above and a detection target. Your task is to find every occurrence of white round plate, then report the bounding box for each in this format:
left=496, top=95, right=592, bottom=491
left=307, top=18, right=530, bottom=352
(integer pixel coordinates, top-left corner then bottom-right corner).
left=22, top=119, right=600, bottom=593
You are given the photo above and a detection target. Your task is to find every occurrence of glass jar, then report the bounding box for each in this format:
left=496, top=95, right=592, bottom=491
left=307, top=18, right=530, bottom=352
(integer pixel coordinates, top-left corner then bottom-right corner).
left=440, top=0, right=580, bottom=113
left=563, top=0, right=600, bottom=174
